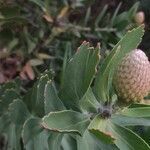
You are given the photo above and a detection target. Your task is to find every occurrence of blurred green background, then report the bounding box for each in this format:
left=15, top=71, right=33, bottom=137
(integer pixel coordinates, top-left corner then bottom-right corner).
left=0, top=0, right=150, bottom=89
left=1, top=0, right=150, bottom=86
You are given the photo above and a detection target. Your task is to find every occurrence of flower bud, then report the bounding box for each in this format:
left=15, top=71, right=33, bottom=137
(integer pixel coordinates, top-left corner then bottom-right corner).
left=134, top=11, right=145, bottom=25
left=113, top=49, right=150, bottom=102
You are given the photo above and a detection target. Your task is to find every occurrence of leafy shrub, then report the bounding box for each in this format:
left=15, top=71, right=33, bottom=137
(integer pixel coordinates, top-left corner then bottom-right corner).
left=1, top=25, right=150, bottom=150
left=0, top=0, right=140, bottom=83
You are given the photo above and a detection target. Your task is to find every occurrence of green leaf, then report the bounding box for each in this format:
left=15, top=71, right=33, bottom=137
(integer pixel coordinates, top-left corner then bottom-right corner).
left=121, top=107, right=150, bottom=117
left=7, top=38, right=18, bottom=51
left=1, top=98, right=26, bottom=149
left=29, top=59, right=43, bottom=66
left=0, top=5, right=20, bottom=17
left=95, top=5, right=108, bottom=27
left=33, top=75, right=49, bottom=116
left=22, top=115, right=50, bottom=150
left=44, top=81, right=65, bottom=114
left=0, top=81, right=16, bottom=93
left=77, top=130, right=118, bottom=150
left=22, top=117, right=43, bottom=145
left=94, top=26, right=144, bottom=102
left=113, top=2, right=139, bottom=30
left=24, top=130, right=49, bottom=150
left=109, top=122, right=150, bottom=150
left=48, top=133, right=63, bottom=150
left=88, top=115, right=115, bottom=144
left=0, top=79, right=21, bottom=94
left=40, top=70, right=53, bottom=79
left=79, top=88, right=100, bottom=113
left=0, top=113, right=10, bottom=133
left=61, top=134, right=77, bottom=150
left=61, top=42, right=72, bottom=87
left=111, top=114, right=150, bottom=126
left=59, top=42, right=100, bottom=110
left=42, top=110, right=90, bottom=135
left=24, top=74, right=50, bottom=117
left=23, top=27, right=37, bottom=54
left=129, top=103, right=150, bottom=108
left=5, top=123, right=22, bottom=150
left=8, top=99, right=30, bottom=125
left=110, top=2, right=122, bottom=27
left=29, top=0, right=46, bottom=12
left=0, top=6, right=27, bottom=25
left=90, top=129, right=115, bottom=144
left=0, top=89, right=20, bottom=115
left=128, top=2, right=140, bottom=18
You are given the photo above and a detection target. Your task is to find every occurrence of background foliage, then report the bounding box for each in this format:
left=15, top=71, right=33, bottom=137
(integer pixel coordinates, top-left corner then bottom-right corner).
left=1, top=0, right=149, bottom=85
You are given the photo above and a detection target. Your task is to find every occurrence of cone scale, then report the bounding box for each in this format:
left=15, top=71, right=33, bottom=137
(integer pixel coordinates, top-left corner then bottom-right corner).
left=113, top=49, right=150, bottom=102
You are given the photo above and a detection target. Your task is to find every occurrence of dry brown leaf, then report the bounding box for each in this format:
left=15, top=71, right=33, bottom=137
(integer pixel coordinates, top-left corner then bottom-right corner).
left=57, top=6, right=70, bottom=19
left=43, top=14, right=54, bottom=23
left=36, top=53, right=53, bottom=59
left=20, top=62, right=35, bottom=80
left=25, top=63, right=35, bottom=80
left=20, top=71, right=28, bottom=80
left=0, top=72, right=6, bottom=84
